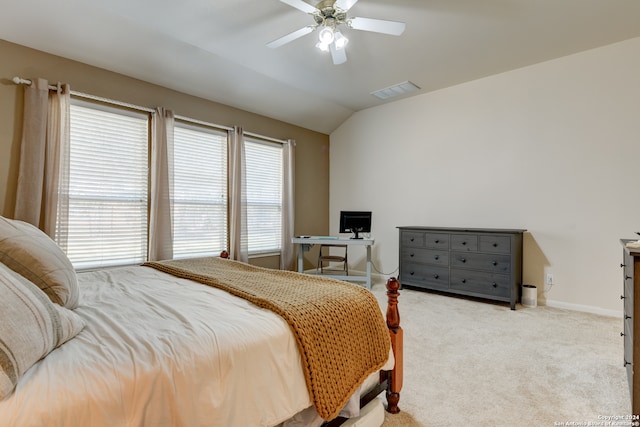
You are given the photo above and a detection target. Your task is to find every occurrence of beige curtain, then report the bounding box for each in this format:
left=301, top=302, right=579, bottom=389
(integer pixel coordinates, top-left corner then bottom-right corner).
left=148, top=107, right=175, bottom=261
left=229, top=126, right=248, bottom=262
left=280, top=139, right=295, bottom=270
left=14, top=79, right=71, bottom=240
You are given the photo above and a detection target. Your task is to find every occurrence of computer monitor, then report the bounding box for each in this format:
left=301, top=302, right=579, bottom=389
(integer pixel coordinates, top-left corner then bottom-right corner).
left=339, top=211, right=372, bottom=239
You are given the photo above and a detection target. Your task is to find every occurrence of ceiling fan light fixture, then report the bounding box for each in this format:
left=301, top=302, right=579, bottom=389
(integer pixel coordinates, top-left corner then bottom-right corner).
left=271, top=0, right=407, bottom=65
left=316, top=41, right=330, bottom=52
left=318, top=26, right=335, bottom=44
left=333, top=31, right=349, bottom=50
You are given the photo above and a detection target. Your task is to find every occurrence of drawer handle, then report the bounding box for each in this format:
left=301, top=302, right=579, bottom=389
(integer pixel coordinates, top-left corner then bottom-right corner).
left=621, top=295, right=625, bottom=300
left=434, top=274, right=439, bottom=279
left=493, top=243, right=498, bottom=247
left=434, top=255, right=439, bottom=260
left=461, top=279, right=466, bottom=283
left=461, top=258, right=466, bottom=263
left=626, top=275, right=633, bottom=280
left=492, top=261, right=498, bottom=266
left=462, top=241, right=467, bottom=246
left=621, top=332, right=625, bottom=337
left=492, top=282, right=498, bottom=288
left=625, top=360, right=632, bottom=367
left=626, top=315, right=632, bottom=320
left=434, top=239, right=440, bottom=244
left=410, top=272, right=415, bottom=276
left=621, top=263, right=626, bottom=268
left=410, top=253, right=414, bottom=257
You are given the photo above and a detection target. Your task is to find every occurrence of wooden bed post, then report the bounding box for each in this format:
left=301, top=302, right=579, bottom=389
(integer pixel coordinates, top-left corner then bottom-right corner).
left=386, top=277, right=403, bottom=414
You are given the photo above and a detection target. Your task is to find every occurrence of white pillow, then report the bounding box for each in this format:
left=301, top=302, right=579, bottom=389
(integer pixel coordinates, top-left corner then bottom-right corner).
left=0, top=263, right=85, bottom=400
left=0, top=216, right=79, bottom=309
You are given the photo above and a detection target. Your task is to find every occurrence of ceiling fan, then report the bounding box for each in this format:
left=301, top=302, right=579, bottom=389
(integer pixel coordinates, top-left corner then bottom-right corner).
left=267, top=0, right=406, bottom=65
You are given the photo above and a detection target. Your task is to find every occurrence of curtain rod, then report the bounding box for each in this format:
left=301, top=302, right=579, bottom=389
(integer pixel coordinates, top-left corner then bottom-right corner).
left=244, top=131, right=287, bottom=145
left=174, top=115, right=233, bottom=132
left=12, top=76, right=59, bottom=91
left=12, top=76, right=155, bottom=113
left=13, top=76, right=288, bottom=144
left=167, top=117, right=288, bottom=144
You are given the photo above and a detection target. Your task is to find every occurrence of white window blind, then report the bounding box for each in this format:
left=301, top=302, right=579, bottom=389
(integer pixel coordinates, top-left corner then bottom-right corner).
left=64, top=101, right=149, bottom=269
left=173, top=122, right=228, bottom=259
left=244, top=138, right=283, bottom=254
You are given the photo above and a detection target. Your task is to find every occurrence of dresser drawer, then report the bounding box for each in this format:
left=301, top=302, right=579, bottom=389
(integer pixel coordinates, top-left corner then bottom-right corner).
left=625, top=337, right=633, bottom=383
left=624, top=286, right=634, bottom=319
left=479, top=235, right=511, bottom=254
left=624, top=263, right=634, bottom=298
left=424, top=233, right=449, bottom=250
left=401, top=231, right=424, bottom=247
left=450, top=234, right=478, bottom=252
left=625, top=278, right=634, bottom=320
left=450, top=252, right=511, bottom=273
left=625, top=316, right=633, bottom=365
left=401, top=263, right=449, bottom=290
left=450, top=269, right=510, bottom=298
left=402, top=247, right=449, bottom=267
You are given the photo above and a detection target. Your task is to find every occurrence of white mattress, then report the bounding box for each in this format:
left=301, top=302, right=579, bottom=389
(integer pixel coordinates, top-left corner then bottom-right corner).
left=0, top=265, right=391, bottom=427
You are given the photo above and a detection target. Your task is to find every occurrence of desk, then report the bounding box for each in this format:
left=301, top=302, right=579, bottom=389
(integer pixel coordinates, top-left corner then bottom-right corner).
left=291, top=236, right=375, bottom=289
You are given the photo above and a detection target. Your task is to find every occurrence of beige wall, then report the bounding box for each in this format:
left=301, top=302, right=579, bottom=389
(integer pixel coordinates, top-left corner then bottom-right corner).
left=0, top=39, right=329, bottom=269
left=330, top=37, right=640, bottom=315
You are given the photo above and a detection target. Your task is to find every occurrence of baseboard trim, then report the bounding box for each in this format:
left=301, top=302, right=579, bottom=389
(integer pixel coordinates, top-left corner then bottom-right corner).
left=545, top=299, right=622, bottom=318
left=307, top=269, right=621, bottom=319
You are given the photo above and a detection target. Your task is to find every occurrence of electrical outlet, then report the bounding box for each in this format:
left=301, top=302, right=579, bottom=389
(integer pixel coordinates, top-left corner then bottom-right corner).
left=546, top=273, right=554, bottom=286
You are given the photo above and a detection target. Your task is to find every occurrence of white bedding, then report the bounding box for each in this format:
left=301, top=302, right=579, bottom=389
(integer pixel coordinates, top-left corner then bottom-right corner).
left=0, top=265, right=391, bottom=427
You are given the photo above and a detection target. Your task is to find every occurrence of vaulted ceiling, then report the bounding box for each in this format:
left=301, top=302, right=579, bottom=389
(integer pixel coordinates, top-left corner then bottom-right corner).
left=2, top=0, right=640, bottom=134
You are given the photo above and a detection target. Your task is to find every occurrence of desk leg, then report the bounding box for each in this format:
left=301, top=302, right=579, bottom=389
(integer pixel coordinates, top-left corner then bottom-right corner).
left=297, top=245, right=304, bottom=273
left=366, top=244, right=372, bottom=289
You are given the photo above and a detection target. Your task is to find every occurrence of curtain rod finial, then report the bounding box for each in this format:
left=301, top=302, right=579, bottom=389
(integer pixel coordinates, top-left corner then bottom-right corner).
left=12, top=76, right=31, bottom=85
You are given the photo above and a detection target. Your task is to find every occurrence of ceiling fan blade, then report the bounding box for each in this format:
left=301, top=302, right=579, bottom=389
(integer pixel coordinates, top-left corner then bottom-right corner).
left=330, top=43, right=347, bottom=65
left=267, top=26, right=314, bottom=48
left=279, top=0, right=317, bottom=14
left=348, top=17, right=406, bottom=36
left=335, top=0, right=358, bottom=11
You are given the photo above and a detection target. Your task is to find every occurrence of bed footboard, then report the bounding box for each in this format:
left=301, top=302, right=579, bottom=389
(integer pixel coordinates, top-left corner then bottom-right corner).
left=325, top=277, right=403, bottom=426
left=385, top=277, right=403, bottom=414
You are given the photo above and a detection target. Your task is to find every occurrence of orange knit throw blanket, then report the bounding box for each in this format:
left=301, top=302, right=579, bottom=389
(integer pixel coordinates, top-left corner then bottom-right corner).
left=143, top=257, right=390, bottom=420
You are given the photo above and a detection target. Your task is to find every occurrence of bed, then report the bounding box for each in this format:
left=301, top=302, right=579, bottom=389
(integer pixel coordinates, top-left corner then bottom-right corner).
left=0, top=216, right=403, bottom=427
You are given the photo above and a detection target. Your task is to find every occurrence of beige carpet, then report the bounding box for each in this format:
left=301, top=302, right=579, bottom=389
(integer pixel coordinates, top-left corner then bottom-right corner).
left=368, top=282, right=630, bottom=427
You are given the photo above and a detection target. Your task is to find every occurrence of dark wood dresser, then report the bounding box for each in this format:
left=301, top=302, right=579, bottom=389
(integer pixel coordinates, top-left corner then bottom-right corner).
left=398, top=227, right=525, bottom=310
left=622, top=239, right=640, bottom=416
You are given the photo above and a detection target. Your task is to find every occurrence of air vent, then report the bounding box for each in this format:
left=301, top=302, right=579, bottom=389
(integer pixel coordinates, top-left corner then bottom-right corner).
left=370, top=81, right=420, bottom=100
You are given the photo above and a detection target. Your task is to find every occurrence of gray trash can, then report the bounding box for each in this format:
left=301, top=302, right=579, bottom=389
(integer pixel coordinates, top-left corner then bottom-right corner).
left=522, top=284, right=537, bottom=307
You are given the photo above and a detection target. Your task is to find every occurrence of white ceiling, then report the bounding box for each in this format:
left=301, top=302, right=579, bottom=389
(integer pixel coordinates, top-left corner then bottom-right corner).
left=2, top=0, right=640, bottom=134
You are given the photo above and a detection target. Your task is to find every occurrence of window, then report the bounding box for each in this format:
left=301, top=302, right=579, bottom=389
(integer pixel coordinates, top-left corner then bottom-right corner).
left=64, top=101, right=149, bottom=269
left=173, top=122, right=228, bottom=258
left=62, top=99, right=286, bottom=267
left=244, top=138, right=283, bottom=254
